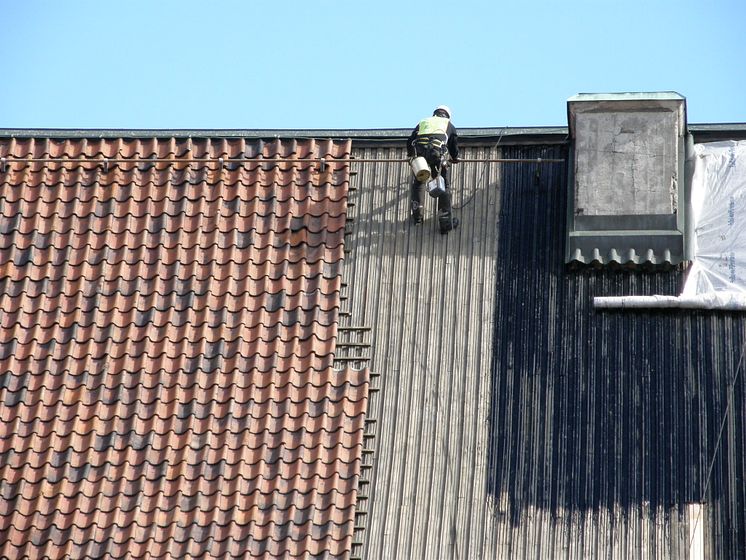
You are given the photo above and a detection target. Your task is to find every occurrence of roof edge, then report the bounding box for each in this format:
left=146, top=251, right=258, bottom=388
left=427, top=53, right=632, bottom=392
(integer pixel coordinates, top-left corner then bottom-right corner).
left=0, top=123, right=744, bottom=142
left=0, top=126, right=566, bottom=141
left=568, top=91, right=686, bottom=103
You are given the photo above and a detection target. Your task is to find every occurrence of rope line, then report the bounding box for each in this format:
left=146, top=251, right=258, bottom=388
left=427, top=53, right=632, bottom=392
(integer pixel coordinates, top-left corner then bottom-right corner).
left=689, top=337, right=746, bottom=553
left=453, top=130, right=506, bottom=210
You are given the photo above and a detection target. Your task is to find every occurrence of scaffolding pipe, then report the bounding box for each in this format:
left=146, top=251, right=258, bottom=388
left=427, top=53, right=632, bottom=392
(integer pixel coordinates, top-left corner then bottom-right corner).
left=594, top=293, right=746, bottom=310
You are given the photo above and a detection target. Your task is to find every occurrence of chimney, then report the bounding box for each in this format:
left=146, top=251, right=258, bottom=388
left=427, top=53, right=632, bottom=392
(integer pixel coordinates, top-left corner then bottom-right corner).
left=566, top=92, right=688, bottom=267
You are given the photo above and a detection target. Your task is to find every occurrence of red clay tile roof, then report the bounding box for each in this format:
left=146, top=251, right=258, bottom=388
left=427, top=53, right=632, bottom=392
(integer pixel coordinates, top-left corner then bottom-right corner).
left=0, top=137, right=369, bottom=558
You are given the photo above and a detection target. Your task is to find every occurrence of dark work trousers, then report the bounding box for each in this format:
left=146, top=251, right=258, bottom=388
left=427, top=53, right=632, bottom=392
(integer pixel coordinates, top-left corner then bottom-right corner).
left=410, top=168, right=452, bottom=216
left=410, top=145, right=453, bottom=216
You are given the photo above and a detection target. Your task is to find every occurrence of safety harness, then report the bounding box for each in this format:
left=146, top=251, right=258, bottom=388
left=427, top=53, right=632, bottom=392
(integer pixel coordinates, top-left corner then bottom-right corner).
left=413, top=115, right=450, bottom=174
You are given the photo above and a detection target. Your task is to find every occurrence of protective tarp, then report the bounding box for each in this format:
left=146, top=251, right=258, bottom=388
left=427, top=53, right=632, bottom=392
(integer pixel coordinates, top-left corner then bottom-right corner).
left=683, top=140, right=746, bottom=298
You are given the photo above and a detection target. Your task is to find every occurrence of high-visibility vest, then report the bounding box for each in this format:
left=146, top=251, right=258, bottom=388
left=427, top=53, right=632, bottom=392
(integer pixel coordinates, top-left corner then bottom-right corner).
left=417, top=116, right=449, bottom=138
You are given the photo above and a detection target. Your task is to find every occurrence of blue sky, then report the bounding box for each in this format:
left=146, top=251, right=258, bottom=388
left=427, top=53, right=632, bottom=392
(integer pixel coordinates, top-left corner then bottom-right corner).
left=2, top=0, right=744, bottom=130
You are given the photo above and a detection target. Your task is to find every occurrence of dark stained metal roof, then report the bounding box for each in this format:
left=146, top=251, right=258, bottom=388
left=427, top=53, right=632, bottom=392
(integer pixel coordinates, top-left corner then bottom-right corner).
left=488, top=145, right=745, bottom=559
left=341, top=141, right=746, bottom=559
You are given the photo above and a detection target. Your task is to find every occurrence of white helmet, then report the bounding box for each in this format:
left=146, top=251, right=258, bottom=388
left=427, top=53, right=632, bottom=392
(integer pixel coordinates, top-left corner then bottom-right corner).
left=434, top=105, right=452, bottom=119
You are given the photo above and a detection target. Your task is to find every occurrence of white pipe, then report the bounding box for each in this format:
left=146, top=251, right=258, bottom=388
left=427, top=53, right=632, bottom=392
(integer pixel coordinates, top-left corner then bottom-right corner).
left=594, top=292, right=746, bottom=310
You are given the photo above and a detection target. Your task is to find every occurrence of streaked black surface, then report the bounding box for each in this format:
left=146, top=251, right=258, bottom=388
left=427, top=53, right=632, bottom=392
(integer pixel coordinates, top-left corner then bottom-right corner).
left=487, top=145, right=746, bottom=558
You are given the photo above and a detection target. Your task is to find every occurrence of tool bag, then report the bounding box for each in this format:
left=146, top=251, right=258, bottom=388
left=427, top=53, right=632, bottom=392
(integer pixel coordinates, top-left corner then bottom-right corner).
left=426, top=175, right=446, bottom=198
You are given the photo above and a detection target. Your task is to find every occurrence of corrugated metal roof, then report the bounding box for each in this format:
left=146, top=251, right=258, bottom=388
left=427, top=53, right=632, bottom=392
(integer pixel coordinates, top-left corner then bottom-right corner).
left=337, top=143, right=505, bottom=559
left=341, top=142, right=746, bottom=559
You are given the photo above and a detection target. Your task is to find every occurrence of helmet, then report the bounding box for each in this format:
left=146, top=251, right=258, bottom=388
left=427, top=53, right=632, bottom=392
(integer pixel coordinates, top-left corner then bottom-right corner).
left=433, top=105, right=452, bottom=119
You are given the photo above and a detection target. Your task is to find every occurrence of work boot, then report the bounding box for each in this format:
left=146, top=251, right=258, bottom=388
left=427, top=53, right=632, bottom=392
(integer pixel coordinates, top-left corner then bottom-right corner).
left=411, top=201, right=423, bottom=224
left=439, top=212, right=459, bottom=234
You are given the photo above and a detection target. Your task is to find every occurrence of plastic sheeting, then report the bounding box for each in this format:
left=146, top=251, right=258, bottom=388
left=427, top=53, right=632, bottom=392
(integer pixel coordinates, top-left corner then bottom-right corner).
left=595, top=140, right=746, bottom=310
left=683, top=140, right=746, bottom=297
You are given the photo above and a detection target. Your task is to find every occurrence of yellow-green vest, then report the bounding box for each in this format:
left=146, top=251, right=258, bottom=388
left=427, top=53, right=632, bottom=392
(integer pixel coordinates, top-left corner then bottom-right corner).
left=417, top=116, right=449, bottom=138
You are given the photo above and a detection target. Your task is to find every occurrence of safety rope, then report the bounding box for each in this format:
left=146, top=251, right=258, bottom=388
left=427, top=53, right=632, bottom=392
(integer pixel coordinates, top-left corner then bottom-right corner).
left=688, top=337, right=746, bottom=554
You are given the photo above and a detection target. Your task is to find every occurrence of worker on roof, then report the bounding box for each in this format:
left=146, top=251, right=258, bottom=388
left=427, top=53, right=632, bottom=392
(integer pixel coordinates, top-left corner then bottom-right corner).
left=407, top=105, right=461, bottom=234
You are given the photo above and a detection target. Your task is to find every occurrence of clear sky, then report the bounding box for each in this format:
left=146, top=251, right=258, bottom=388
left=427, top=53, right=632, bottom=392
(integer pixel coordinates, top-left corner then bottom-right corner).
left=1, top=0, right=744, bottom=130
